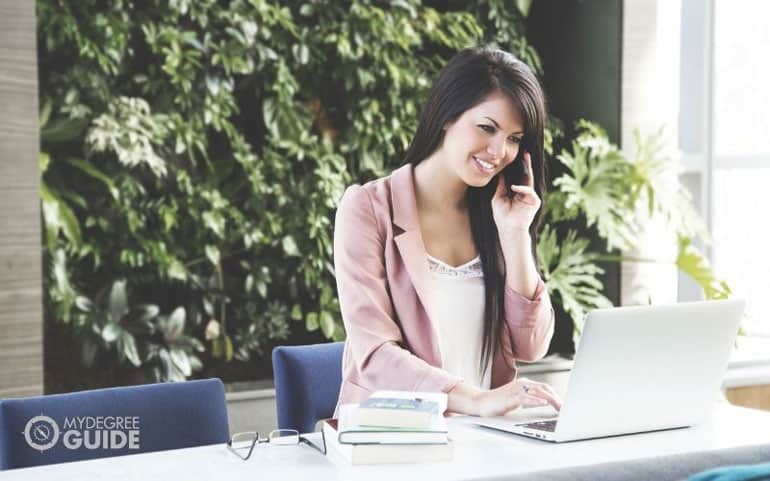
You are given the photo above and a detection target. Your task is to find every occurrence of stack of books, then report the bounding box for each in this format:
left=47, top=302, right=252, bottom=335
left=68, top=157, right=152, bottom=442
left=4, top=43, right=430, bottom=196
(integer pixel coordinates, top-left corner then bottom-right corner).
left=322, top=390, right=453, bottom=465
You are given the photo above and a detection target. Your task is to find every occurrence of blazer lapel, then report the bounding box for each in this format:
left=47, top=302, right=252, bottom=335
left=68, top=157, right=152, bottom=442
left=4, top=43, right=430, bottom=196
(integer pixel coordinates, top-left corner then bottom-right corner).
left=390, top=164, right=442, bottom=364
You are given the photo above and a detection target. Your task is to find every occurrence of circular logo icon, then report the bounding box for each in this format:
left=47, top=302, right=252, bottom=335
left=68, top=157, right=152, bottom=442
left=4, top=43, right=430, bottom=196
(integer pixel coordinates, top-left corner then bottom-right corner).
left=23, top=415, right=60, bottom=452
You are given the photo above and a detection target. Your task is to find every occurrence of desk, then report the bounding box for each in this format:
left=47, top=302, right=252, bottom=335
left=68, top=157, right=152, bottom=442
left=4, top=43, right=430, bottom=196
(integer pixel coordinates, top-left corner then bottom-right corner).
left=3, top=403, right=770, bottom=481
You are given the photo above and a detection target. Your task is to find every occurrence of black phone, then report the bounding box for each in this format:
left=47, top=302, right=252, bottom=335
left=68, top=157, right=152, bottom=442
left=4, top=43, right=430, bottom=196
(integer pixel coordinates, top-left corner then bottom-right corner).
left=502, top=142, right=530, bottom=197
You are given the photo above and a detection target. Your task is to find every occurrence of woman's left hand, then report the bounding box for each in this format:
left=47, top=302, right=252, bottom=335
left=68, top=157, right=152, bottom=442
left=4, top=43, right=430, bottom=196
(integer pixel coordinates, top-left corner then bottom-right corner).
left=491, top=151, right=541, bottom=236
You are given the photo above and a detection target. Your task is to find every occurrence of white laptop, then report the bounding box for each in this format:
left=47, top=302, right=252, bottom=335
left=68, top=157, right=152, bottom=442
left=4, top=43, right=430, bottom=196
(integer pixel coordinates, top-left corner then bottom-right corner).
left=477, top=299, right=745, bottom=442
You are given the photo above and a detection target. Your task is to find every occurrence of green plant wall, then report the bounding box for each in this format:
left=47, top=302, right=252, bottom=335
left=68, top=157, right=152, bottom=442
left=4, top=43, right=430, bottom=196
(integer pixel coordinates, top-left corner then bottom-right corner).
left=38, top=0, right=726, bottom=389
left=38, top=0, right=538, bottom=387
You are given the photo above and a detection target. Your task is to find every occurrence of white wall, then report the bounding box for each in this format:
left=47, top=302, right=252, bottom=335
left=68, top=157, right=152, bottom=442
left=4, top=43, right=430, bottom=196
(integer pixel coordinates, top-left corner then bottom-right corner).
left=620, top=0, right=682, bottom=306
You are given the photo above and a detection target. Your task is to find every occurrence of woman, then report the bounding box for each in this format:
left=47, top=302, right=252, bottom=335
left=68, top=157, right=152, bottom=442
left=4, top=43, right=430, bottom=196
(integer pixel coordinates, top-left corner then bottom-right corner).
left=333, top=45, right=561, bottom=417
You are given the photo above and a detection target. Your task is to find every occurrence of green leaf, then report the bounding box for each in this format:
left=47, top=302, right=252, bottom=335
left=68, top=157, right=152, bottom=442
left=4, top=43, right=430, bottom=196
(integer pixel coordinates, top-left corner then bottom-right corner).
left=292, top=43, right=309, bottom=64
left=119, top=331, right=141, bottom=367
left=211, top=335, right=234, bottom=361
left=188, top=355, right=203, bottom=373
left=320, top=311, right=336, bottom=338
left=75, top=296, right=94, bottom=312
left=211, top=337, right=222, bottom=358
left=167, top=259, right=188, bottom=280
left=40, top=152, right=51, bottom=173
left=102, top=322, right=121, bottom=343
left=224, top=335, right=234, bottom=361
left=299, top=4, right=314, bottom=16
left=204, top=245, right=221, bottom=266
left=40, top=182, right=83, bottom=249
left=256, top=280, right=267, bottom=298
left=109, top=280, right=129, bottom=323
left=49, top=249, right=77, bottom=320
left=132, top=304, right=160, bottom=323
left=202, top=297, right=215, bottom=317
left=202, top=211, right=225, bottom=238
left=515, top=0, right=534, bottom=17
left=281, top=235, right=299, bottom=257
left=169, top=347, right=192, bottom=377
left=40, top=98, right=52, bottom=127
left=158, top=348, right=174, bottom=380
left=164, top=307, right=186, bottom=341
left=262, top=98, right=276, bottom=133
left=41, top=116, right=88, bottom=144
left=305, top=312, right=319, bottom=331
left=67, top=157, right=119, bottom=199
left=331, top=323, right=346, bottom=342
left=676, top=236, right=731, bottom=300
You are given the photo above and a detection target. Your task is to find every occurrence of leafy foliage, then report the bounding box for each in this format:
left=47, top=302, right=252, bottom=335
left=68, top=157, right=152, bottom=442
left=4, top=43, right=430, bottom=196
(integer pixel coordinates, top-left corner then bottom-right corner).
left=537, top=226, right=613, bottom=328
left=76, top=280, right=205, bottom=382
left=38, top=0, right=500, bottom=384
left=39, top=0, right=727, bottom=384
left=553, top=121, right=638, bottom=251
left=546, top=121, right=731, bottom=334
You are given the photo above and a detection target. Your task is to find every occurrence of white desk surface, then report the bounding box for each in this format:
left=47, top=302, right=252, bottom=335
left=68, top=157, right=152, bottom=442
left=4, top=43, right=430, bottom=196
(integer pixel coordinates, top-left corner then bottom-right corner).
left=4, top=402, right=770, bottom=481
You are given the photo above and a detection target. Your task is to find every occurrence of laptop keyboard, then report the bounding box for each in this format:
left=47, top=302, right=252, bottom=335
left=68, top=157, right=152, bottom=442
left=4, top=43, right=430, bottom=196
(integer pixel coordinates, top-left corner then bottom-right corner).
left=520, top=420, right=558, bottom=432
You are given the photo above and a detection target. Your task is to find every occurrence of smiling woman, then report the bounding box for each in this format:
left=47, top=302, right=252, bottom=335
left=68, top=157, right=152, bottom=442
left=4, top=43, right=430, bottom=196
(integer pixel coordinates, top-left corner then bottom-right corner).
left=333, top=45, right=559, bottom=418
left=435, top=92, right=525, bottom=183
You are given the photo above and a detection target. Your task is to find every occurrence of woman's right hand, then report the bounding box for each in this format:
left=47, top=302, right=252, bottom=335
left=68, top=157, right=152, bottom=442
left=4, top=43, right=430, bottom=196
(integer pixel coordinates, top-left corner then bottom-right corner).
left=474, top=378, right=562, bottom=417
left=448, top=377, right=562, bottom=417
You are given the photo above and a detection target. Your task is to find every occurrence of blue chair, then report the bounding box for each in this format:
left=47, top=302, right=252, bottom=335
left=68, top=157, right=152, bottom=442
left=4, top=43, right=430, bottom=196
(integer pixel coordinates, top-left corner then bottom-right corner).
left=272, top=342, right=344, bottom=434
left=0, top=378, right=229, bottom=470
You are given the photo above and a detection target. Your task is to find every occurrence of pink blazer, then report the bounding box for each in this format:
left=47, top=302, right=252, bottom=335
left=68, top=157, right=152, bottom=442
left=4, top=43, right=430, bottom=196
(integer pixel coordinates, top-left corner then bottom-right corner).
left=333, top=163, right=554, bottom=410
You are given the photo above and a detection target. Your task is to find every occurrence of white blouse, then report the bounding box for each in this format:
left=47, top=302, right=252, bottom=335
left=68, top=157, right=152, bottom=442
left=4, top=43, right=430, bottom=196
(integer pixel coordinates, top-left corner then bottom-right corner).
left=427, top=253, right=492, bottom=389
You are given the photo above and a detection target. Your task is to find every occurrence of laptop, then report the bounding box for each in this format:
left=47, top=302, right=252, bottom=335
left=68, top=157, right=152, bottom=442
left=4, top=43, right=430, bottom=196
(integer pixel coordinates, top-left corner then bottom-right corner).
left=476, top=299, right=745, bottom=442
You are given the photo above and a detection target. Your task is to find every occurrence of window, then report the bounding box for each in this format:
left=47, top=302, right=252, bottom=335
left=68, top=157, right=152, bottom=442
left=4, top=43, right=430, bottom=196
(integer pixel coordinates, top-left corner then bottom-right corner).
left=679, top=0, right=770, bottom=335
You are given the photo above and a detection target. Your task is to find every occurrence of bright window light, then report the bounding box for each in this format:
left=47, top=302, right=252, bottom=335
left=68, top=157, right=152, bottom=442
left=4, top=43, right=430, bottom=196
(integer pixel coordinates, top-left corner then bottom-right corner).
left=712, top=0, right=770, bottom=335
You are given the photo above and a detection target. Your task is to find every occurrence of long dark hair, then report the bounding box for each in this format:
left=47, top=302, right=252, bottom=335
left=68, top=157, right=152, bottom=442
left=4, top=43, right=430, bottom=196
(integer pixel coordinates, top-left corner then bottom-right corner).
left=403, top=45, right=548, bottom=378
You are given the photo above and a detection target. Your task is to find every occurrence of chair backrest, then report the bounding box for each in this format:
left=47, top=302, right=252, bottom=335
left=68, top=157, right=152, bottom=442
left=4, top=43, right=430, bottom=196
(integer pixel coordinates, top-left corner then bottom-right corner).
left=0, top=378, right=229, bottom=470
left=272, top=342, right=344, bottom=433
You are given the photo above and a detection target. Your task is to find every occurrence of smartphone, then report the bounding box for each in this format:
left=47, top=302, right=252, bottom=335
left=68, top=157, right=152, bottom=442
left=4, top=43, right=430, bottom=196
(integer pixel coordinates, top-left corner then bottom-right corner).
left=502, top=141, right=530, bottom=197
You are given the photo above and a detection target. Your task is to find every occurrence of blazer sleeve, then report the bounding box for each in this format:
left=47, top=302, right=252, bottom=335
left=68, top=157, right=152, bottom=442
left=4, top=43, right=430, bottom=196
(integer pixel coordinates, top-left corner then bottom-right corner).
left=334, top=184, right=462, bottom=393
left=503, top=278, right=555, bottom=362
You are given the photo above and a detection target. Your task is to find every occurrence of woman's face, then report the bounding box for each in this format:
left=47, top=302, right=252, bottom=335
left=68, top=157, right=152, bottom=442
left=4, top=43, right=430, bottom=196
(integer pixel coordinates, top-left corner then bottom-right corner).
left=440, top=90, right=525, bottom=188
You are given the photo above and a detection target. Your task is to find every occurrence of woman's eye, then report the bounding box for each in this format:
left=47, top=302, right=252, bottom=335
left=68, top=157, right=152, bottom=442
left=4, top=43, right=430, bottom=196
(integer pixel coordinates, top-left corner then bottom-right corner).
left=479, top=124, right=495, bottom=134
left=508, top=137, right=522, bottom=144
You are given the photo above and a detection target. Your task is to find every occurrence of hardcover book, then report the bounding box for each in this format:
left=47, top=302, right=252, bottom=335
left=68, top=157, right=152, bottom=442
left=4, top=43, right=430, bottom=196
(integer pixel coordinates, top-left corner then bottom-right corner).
left=322, top=418, right=453, bottom=465
left=354, top=390, right=448, bottom=429
left=339, top=403, right=448, bottom=444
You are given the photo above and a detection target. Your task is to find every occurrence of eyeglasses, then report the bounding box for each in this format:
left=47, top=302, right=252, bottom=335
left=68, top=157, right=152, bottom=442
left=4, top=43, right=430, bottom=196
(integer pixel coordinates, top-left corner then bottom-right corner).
left=227, top=428, right=326, bottom=460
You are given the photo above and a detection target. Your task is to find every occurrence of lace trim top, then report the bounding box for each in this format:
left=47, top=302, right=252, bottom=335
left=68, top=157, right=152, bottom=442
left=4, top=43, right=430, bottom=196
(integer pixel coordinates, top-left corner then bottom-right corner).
left=427, top=254, right=483, bottom=279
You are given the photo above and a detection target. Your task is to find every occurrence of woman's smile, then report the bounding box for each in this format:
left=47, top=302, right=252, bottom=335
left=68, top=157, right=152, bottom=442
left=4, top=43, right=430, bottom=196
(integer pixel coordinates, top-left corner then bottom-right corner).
left=472, top=155, right=499, bottom=174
